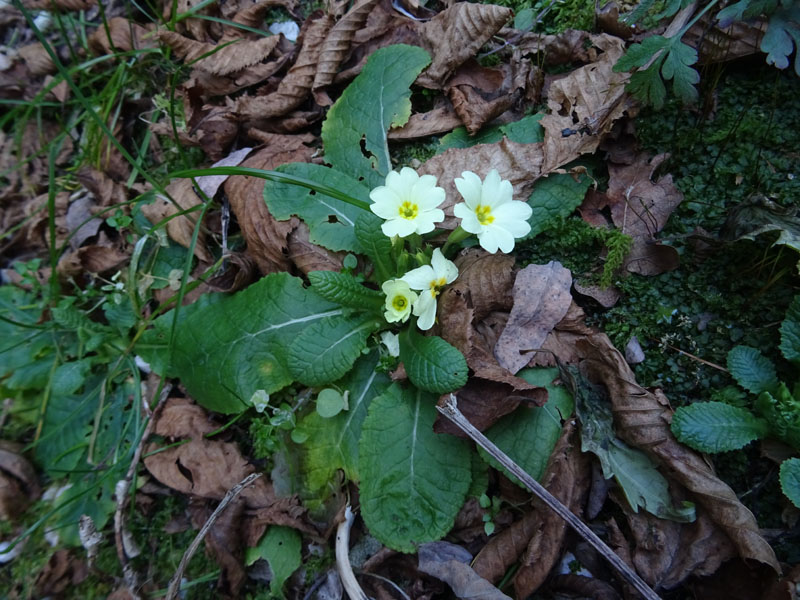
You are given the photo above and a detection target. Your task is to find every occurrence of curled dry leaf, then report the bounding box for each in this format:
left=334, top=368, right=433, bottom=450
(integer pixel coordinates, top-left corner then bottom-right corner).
left=0, top=442, right=41, bottom=520
left=573, top=281, right=621, bottom=308
left=614, top=496, right=735, bottom=589
left=547, top=574, right=621, bottom=600
left=17, top=43, right=55, bottom=76
left=222, top=0, right=298, bottom=38
left=419, top=139, right=545, bottom=229
left=34, top=550, right=88, bottom=598
left=495, top=261, right=573, bottom=375
left=539, top=34, right=633, bottom=174
left=87, top=17, right=156, bottom=55
left=287, top=222, right=345, bottom=274
left=153, top=397, right=218, bottom=438
left=157, top=31, right=282, bottom=76
left=312, top=0, right=381, bottom=105
left=576, top=333, right=781, bottom=573
left=416, top=3, right=513, bottom=89
left=236, top=12, right=334, bottom=122
left=64, top=194, right=101, bottom=250
left=140, top=179, right=213, bottom=263
left=24, top=0, right=94, bottom=11
left=189, top=496, right=247, bottom=595
left=606, top=153, right=683, bottom=276
left=418, top=542, right=512, bottom=600
left=223, top=132, right=316, bottom=274
left=387, top=105, right=463, bottom=140
left=516, top=29, right=598, bottom=66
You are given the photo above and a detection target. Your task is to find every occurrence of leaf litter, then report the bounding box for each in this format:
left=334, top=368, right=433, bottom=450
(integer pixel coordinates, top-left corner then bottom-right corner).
left=0, top=0, right=796, bottom=598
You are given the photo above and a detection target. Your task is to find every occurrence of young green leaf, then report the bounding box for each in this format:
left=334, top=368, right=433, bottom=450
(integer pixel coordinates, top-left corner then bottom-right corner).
left=671, top=402, right=768, bottom=453
left=660, top=40, right=700, bottom=104
left=399, top=327, right=468, bottom=394
left=308, top=271, right=383, bottom=311
left=780, top=295, right=800, bottom=363
left=245, top=526, right=302, bottom=597
left=780, top=458, right=800, bottom=509
left=525, top=172, right=593, bottom=239
left=263, top=163, right=370, bottom=253
left=298, top=352, right=390, bottom=506
left=727, top=345, right=779, bottom=395
left=755, top=384, right=800, bottom=450
left=316, top=388, right=346, bottom=418
left=322, top=44, right=431, bottom=188
left=480, top=367, right=574, bottom=485
left=354, top=212, right=395, bottom=281
left=287, top=314, right=380, bottom=387
left=359, top=384, right=472, bottom=552
left=762, top=6, right=800, bottom=75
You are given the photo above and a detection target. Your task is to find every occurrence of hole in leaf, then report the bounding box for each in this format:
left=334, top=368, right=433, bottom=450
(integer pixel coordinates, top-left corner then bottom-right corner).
left=327, top=215, right=338, bottom=223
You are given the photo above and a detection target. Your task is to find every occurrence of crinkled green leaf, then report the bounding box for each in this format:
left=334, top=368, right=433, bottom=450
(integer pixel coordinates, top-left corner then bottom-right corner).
left=780, top=458, right=800, bottom=509
left=437, top=114, right=544, bottom=153
left=245, top=526, right=302, bottom=596
left=399, top=327, right=468, bottom=394
left=359, top=384, right=471, bottom=553
left=500, top=114, right=545, bottom=143
left=322, top=44, right=431, bottom=188
left=354, top=212, right=395, bottom=281
left=0, top=286, right=51, bottom=379
left=565, top=364, right=695, bottom=522
left=287, top=313, right=380, bottom=387
left=525, top=172, right=592, bottom=239
left=780, top=296, right=800, bottom=363
left=5, top=356, right=54, bottom=390
left=308, top=271, right=383, bottom=311
left=51, top=359, right=93, bottom=395
left=514, top=7, right=534, bottom=30
left=671, top=402, right=768, bottom=453
left=49, top=471, right=116, bottom=547
left=171, top=273, right=342, bottom=413
left=762, top=6, right=800, bottom=75
left=727, top=345, right=779, bottom=395
left=263, top=163, right=370, bottom=252
left=480, top=367, right=574, bottom=485
left=298, top=352, right=390, bottom=506
left=755, top=384, right=800, bottom=450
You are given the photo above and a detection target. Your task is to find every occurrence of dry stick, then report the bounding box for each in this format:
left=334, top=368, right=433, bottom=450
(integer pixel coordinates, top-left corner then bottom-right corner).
left=165, top=472, right=262, bottom=600
left=113, top=383, right=172, bottom=599
left=335, top=505, right=369, bottom=600
left=437, top=395, right=662, bottom=600
left=660, top=341, right=728, bottom=372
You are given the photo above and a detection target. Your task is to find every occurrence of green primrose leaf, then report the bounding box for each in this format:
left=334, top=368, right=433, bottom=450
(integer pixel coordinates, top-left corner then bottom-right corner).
left=525, top=172, right=593, bottom=239
left=354, top=212, right=395, bottom=280
left=169, top=273, right=343, bottom=413
left=359, top=384, right=472, bottom=553
left=671, top=402, right=768, bottom=453
left=437, top=114, right=544, bottom=153
left=322, top=44, right=431, bottom=188
left=727, top=345, right=779, bottom=395
left=780, top=458, right=800, bottom=509
left=308, top=271, right=384, bottom=311
left=755, top=384, right=800, bottom=450
left=480, top=367, right=575, bottom=485
left=780, top=295, right=800, bottom=363
left=399, top=327, right=468, bottom=394
left=287, top=313, right=380, bottom=387
left=316, top=389, right=346, bottom=418
left=245, top=526, right=302, bottom=596
left=263, top=163, right=370, bottom=252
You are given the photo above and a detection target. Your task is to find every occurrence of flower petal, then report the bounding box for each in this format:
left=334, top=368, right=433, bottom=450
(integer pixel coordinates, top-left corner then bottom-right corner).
left=413, top=292, right=437, bottom=330
left=382, top=217, right=417, bottom=238
left=430, top=248, right=458, bottom=283
left=401, top=265, right=435, bottom=290
left=454, top=202, right=482, bottom=234
left=454, top=171, right=482, bottom=208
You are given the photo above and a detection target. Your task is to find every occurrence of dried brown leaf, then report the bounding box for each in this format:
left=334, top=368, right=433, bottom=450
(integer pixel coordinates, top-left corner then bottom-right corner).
left=225, top=0, right=298, bottom=35
left=17, top=43, right=55, bottom=76
left=57, top=242, right=129, bottom=277
left=223, top=133, right=316, bottom=274
left=516, top=29, right=597, bottom=65
left=65, top=195, right=102, bottom=250
left=596, top=3, right=634, bottom=39
left=87, top=17, right=155, bottom=55
left=573, top=281, right=621, bottom=308
left=0, top=443, right=40, bottom=520
left=418, top=542, right=511, bottom=600
left=236, top=12, right=334, bottom=121
left=34, top=550, right=88, bottom=598
left=76, top=167, right=128, bottom=208
left=24, top=0, right=94, bottom=11
left=157, top=31, right=282, bottom=76
left=312, top=0, right=380, bottom=105
left=495, top=261, right=573, bottom=375
left=206, top=251, right=259, bottom=293
left=153, top=397, right=218, bottom=438
left=577, top=333, right=781, bottom=572
left=539, top=35, right=633, bottom=173
left=287, top=222, right=345, bottom=274
left=547, top=574, right=621, bottom=600
left=140, top=179, right=213, bottom=262
left=416, top=3, right=513, bottom=89
left=419, top=140, right=545, bottom=229
left=387, top=106, right=463, bottom=140
left=189, top=497, right=247, bottom=595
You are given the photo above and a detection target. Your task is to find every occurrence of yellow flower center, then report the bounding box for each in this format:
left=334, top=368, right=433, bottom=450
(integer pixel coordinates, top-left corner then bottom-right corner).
left=392, top=295, right=408, bottom=311
left=428, top=277, right=447, bottom=298
left=475, top=204, right=494, bottom=225
left=398, top=201, right=419, bottom=220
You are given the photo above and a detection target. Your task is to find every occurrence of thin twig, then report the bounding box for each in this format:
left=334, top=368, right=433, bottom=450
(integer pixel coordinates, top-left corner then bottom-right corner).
left=660, top=342, right=728, bottom=372
left=437, top=395, right=661, bottom=600
left=165, top=472, right=262, bottom=600
left=335, top=505, right=369, bottom=600
left=113, top=383, right=171, bottom=598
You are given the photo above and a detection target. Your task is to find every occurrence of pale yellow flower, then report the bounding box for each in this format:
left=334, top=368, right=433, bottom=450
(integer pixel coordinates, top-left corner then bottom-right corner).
left=369, top=167, right=445, bottom=237
left=401, top=249, right=458, bottom=330
left=381, top=279, right=417, bottom=324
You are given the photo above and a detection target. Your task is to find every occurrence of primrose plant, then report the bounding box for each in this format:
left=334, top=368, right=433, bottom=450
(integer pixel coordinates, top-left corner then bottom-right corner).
left=671, top=294, right=800, bottom=509
left=142, top=44, right=546, bottom=552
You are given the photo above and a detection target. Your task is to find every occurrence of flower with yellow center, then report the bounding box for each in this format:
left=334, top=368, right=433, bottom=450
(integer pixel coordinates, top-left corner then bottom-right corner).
left=381, top=279, right=418, bottom=324
left=453, top=169, right=532, bottom=253
left=369, top=167, right=446, bottom=238
left=401, top=248, right=459, bottom=330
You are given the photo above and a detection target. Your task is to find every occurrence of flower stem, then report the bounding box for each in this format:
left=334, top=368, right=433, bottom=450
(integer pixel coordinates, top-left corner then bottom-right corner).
left=441, top=226, right=471, bottom=257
